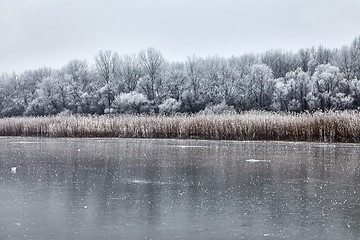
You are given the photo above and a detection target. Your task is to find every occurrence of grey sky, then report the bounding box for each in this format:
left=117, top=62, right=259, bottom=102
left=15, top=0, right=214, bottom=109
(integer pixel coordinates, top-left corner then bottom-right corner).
left=1, top=0, right=360, bottom=73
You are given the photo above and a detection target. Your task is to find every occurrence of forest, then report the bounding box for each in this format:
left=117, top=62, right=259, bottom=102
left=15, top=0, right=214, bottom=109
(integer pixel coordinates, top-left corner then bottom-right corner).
left=1, top=36, right=360, bottom=117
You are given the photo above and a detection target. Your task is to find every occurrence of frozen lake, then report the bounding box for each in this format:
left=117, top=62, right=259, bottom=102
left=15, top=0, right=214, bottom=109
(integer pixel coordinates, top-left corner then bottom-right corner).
left=0, top=138, right=360, bottom=239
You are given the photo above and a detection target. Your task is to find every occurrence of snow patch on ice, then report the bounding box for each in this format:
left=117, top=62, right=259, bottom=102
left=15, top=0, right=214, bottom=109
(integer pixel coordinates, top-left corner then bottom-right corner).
left=10, top=141, right=42, bottom=144
left=173, top=145, right=206, bottom=148
left=128, top=179, right=153, bottom=184
left=127, top=179, right=176, bottom=186
left=245, top=159, right=271, bottom=163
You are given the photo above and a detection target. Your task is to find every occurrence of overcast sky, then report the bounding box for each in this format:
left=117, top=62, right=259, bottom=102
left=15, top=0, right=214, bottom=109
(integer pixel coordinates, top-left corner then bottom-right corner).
left=1, top=0, right=360, bottom=73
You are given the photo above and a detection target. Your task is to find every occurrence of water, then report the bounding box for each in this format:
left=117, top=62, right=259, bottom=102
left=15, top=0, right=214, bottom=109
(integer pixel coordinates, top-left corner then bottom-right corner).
left=0, top=137, right=360, bottom=239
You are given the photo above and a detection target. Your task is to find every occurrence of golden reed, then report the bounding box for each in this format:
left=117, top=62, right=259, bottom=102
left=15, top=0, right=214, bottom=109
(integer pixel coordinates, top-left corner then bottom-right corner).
left=0, top=111, right=359, bottom=142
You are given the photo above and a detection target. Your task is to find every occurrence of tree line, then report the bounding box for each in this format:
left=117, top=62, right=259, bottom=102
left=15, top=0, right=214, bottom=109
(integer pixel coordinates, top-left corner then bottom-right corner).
left=1, top=36, right=360, bottom=117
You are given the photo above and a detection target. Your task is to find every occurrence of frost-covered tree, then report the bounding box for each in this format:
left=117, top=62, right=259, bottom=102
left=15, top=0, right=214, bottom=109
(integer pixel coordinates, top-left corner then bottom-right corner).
left=0, top=76, right=5, bottom=112
left=229, top=54, right=258, bottom=81
left=113, top=91, right=150, bottom=114
left=288, top=69, right=310, bottom=111
left=138, top=47, right=164, bottom=101
left=349, top=78, right=360, bottom=108
left=307, top=64, right=351, bottom=110
left=334, top=46, right=352, bottom=81
left=261, top=50, right=300, bottom=79
left=244, top=64, right=274, bottom=109
left=0, top=68, right=52, bottom=116
left=120, top=54, right=142, bottom=92
left=60, top=59, right=99, bottom=113
left=0, top=73, right=27, bottom=116
left=158, top=98, right=181, bottom=115
left=202, top=57, right=240, bottom=106
left=298, top=48, right=312, bottom=72
left=162, top=62, right=187, bottom=101
left=201, top=101, right=236, bottom=114
left=26, top=75, right=62, bottom=115
left=316, top=45, right=334, bottom=65
left=95, top=50, right=121, bottom=112
left=218, top=59, right=239, bottom=106
left=19, top=67, right=52, bottom=108
left=1, top=36, right=360, bottom=116
left=349, top=36, right=360, bottom=80
left=203, top=56, right=223, bottom=104
left=272, top=69, right=310, bottom=111
left=182, top=56, right=207, bottom=112
left=227, top=54, right=258, bottom=109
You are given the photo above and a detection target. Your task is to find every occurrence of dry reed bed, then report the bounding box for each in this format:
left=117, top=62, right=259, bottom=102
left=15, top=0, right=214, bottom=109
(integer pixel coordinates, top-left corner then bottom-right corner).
left=0, top=111, right=360, bottom=142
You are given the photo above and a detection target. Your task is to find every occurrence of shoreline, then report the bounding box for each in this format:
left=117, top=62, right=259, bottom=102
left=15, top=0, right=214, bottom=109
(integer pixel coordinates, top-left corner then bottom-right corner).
left=0, top=111, right=360, bottom=143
